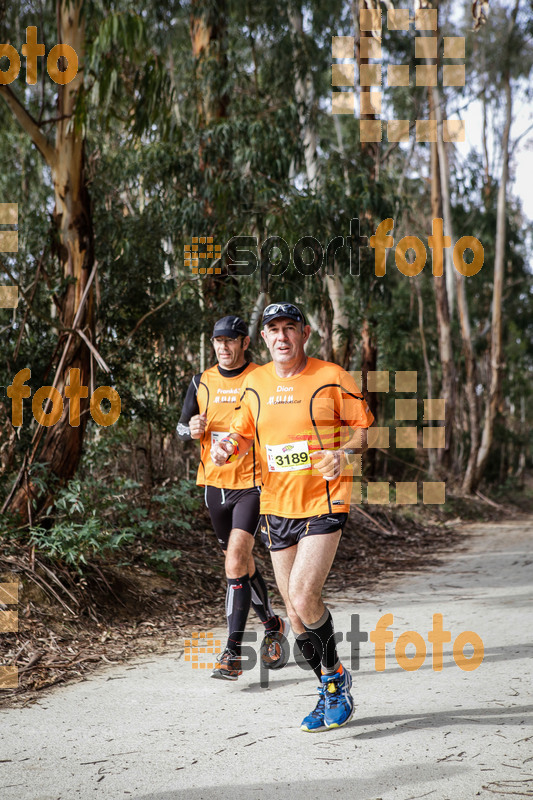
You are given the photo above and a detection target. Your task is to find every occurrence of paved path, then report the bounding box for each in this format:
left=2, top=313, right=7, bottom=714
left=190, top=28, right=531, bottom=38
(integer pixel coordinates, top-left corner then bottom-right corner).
left=1, top=518, right=532, bottom=800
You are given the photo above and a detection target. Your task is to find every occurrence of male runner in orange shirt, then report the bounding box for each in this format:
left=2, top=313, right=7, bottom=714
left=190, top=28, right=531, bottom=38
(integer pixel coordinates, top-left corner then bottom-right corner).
left=178, top=315, right=287, bottom=680
left=211, top=303, right=374, bottom=729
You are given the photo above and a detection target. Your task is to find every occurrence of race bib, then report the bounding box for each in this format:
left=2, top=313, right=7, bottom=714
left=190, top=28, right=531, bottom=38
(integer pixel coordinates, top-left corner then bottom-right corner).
left=266, top=441, right=311, bottom=472
left=211, top=430, right=230, bottom=447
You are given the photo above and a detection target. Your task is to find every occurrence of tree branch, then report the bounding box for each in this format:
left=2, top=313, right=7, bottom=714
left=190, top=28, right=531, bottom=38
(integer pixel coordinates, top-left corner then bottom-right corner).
left=0, top=258, right=65, bottom=333
left=121, top=281, right=191, bottom=345
left=0, top=85, right=56, bottom=167
left=510, top=121, right=533, bottom=158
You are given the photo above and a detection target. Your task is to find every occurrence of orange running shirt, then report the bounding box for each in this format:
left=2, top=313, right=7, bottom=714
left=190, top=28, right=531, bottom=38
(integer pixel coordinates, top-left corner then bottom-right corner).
left=196, top=362, right=261, bottom=489
left=230, top=358, right=374, bottom=517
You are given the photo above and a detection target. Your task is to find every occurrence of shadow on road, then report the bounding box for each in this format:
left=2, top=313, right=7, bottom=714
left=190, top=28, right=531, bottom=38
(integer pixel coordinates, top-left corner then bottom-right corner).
left=130, top=761, right=468, bottom=799
left=350, top=703, right=533, bottom=740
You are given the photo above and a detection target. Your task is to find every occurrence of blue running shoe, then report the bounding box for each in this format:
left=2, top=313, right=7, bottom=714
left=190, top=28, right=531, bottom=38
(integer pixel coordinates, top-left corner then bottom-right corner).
left=300, top=685, right=327, bottom=732
left=321, top=665, right=354, bottom=729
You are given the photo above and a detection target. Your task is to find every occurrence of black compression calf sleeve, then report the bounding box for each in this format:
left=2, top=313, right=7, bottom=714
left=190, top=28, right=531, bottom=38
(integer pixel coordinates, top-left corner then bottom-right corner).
left=303, top=608, right=341, bottom=675
left=295, top=633, right=323, bottom=681
left=249, top=569, right=275, bottom=624
left=225, top=574, right=251, bottom=657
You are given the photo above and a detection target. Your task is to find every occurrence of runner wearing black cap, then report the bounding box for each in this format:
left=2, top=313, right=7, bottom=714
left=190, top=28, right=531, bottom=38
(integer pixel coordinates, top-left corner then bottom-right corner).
left=212, top=303, right=374, bottom=729
left=178, top=315, right=288, bottom=680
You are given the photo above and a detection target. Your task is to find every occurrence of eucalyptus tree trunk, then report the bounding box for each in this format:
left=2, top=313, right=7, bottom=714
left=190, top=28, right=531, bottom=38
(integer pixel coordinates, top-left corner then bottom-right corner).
left=352, top=0, right=382, bottom=403
left=429, top=91, right=455, bottom=474
left=475, top=68, right=513, bottom=484
left=287, top=7, right=318, bottom=191
left=415, top=280, right=437, bottom=476
left=352, top=0, right=381, bottom=177
left=289, top=5, right=349, bottom=367
left=190, top=0, right=240, bottom=314
left=432, top=81, right=479, bottom=493
left=361, top=318, right=378, bottom=420
left=1, top=1, right=94, bottom=519
left=421, top=0, right=478, bottom=492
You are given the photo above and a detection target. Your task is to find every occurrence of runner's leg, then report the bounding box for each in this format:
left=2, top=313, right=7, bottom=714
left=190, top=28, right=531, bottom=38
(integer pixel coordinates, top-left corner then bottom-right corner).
left=232, top=490, right=281, bottom=631
left=269, top=544, right=303, bottom=635
left=206, top=487, right=251, bottom=665
left=285, top=531, right=342, bottom=673
left=224, top=527, right=254, bottom=655
left=269, top=544, right=321, bottom=680
left=249, top=568, right=275, bottom=624
left=282, top=530, right=352, bottom=731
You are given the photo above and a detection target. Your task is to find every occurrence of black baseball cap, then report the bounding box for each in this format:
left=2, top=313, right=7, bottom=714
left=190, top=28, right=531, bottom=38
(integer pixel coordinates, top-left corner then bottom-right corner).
left=262, top=302, right=306, bottom=326
left=212, top=315, right=248, bottom=339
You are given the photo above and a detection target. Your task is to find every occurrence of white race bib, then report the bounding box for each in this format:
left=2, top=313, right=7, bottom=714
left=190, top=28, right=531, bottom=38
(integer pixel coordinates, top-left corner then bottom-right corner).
left=266, top=440, right=311, bottom=472
left=211, top=431, right=230, bottom=447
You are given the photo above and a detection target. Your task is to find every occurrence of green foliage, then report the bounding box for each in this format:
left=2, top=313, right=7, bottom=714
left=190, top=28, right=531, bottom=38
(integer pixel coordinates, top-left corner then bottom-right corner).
left=3, top=473, right=200, bottom=575
left=147, top=549, right=182, bottom=577
left=28, top=516, right=134, bottom=573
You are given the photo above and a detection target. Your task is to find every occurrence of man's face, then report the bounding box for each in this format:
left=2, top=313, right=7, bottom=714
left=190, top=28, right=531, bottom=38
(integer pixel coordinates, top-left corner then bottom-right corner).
left=212, top=335, right=249, bottom=369
left=261, top=318, right=310, bottom=366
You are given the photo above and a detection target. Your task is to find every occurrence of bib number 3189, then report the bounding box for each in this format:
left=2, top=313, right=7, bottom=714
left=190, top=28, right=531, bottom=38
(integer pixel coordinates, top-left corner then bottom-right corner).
left=266, top=441, right=311, bottom=472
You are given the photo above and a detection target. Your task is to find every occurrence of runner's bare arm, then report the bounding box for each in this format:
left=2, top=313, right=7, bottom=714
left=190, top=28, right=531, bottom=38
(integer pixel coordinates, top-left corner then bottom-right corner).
left=342, top=427, right=370, bottom=455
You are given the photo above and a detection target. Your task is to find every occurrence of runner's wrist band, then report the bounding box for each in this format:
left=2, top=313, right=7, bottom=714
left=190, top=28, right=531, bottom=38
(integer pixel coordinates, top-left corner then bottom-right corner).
left=220, top=436, right=240, bottom=462
left=342, top=448, right=358, bottom=464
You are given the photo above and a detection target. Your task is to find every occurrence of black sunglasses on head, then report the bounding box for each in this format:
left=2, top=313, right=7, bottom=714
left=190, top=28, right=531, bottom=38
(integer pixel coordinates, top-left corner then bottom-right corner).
left=262, top=303, right=305, bottom=322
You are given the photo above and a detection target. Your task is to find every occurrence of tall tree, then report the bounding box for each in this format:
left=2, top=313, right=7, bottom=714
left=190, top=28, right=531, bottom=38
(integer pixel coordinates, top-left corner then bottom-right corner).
left=475, top=0, right=522, bottom=485
left=423, top=0, right=479, bottom=492
left=189, top=0, right=241, bottom=322
left=429, top=89, right=455, bottom=474
left=1, top=0, right=94, bottom=517
left=289, top=3, right=350, bottom=366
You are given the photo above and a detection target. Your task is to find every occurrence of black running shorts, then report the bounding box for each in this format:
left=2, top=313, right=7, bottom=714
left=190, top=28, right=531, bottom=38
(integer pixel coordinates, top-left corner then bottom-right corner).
left=205, top=486, right=261, bottom=550
left=259, top=513, right=348, bottom=552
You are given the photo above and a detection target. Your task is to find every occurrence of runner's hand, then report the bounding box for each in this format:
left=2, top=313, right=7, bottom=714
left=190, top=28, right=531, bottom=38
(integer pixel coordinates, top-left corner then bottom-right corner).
left=313, top=450, right=343, bottom=481
left=211, top=439, right=235, bottom=466
left=189, top=412, right=207, bottom=439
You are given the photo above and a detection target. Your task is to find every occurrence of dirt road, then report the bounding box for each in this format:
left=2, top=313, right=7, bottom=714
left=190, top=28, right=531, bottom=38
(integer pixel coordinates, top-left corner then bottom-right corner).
left=1, top=518, right=531, bottom=800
